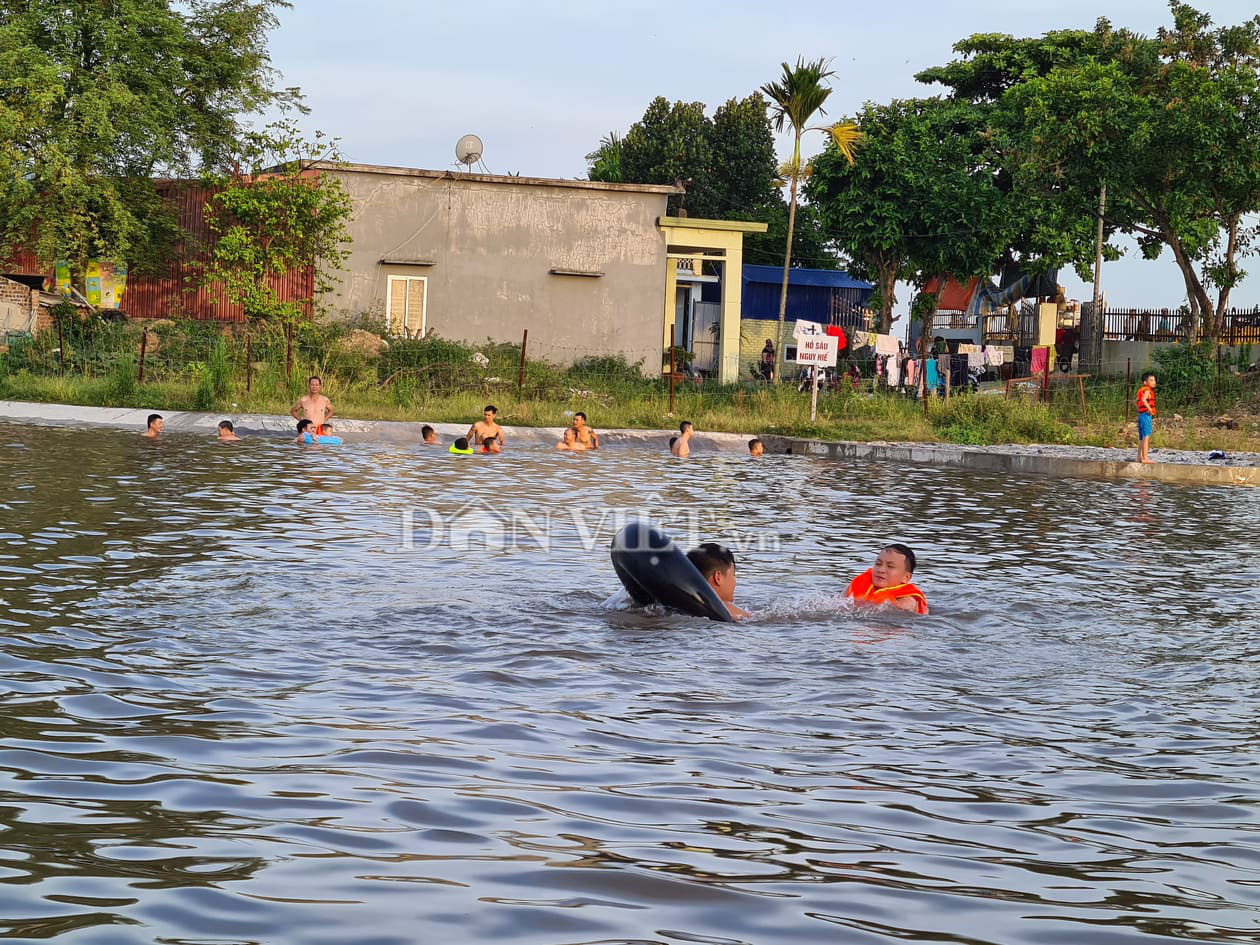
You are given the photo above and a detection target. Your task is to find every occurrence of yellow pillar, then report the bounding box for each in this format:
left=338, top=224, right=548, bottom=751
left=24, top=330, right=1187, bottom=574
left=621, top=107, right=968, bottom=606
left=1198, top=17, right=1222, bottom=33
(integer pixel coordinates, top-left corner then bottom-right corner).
left=662, top=258, right=678, bottom=373
left=719, top=235, right=743, bottom=384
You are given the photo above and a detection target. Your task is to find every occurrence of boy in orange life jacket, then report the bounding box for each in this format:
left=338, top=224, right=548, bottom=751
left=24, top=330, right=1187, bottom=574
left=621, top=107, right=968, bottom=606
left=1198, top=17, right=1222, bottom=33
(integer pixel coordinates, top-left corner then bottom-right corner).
left=846, top=544, right=928, bottom=615
left=1136, top=371, right=1157, bottom=464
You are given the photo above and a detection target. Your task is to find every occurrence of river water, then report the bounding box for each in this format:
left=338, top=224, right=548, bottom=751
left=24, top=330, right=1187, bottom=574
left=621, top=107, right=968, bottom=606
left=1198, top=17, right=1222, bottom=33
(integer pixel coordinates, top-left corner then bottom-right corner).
left=1, top=420, right=1257, bottom=945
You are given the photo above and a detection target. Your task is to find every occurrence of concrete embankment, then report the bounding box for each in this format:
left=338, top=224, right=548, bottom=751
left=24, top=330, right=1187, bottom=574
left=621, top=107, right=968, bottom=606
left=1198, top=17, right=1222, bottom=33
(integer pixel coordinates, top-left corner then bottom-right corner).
left=1, top=399, right=1256, bottom=487
left=762, top=436, right=1260, bottom=488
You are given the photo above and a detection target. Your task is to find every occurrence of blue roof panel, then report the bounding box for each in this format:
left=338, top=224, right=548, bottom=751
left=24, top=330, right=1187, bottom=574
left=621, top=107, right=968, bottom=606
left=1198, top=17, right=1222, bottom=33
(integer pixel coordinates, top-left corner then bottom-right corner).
left=742, top=264, right=873, bottom=290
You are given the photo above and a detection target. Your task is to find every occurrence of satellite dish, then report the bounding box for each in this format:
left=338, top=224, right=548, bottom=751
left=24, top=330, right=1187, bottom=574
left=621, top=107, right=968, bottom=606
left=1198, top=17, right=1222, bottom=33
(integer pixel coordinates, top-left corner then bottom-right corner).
left=455, top=134, right=483, bottom=170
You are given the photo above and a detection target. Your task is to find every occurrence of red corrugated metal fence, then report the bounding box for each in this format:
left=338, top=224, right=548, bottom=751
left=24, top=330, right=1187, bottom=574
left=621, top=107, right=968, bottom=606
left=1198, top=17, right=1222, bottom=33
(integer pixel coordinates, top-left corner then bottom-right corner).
left=1, top=183, right=314, bottom=323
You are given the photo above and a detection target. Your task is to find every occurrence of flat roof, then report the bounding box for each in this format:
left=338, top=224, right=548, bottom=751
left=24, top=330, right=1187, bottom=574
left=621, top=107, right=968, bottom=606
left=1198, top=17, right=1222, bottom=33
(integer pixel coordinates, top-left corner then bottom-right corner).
left=312, top=161, right=682, bottom=196
left=658, top=216, right=769, bottom=233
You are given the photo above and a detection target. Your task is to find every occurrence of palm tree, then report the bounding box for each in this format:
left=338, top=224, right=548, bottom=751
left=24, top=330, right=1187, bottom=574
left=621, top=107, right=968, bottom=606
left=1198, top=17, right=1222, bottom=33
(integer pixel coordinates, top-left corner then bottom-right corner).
left=585, top=132, right=624, bottom=183
left=761, top=57, right=860, bottom=381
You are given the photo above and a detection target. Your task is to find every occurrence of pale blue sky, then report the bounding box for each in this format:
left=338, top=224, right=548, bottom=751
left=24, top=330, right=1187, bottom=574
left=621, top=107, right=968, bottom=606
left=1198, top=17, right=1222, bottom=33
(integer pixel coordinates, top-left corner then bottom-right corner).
left=267, top=0, right=1259, bottom=311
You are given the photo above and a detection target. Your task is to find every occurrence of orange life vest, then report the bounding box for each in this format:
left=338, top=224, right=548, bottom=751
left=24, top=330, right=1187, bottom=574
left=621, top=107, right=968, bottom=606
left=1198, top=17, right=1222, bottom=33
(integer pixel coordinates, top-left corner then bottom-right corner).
left=845, top=568, right=928, bottom=615
left=1136, top=386, right=1156, bottom=416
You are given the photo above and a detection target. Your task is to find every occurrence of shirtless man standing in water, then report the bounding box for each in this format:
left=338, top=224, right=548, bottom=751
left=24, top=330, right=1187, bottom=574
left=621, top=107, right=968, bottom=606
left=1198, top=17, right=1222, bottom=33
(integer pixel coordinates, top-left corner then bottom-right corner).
left=572, top=412, right=600, bottom=449
left=466, top=405, right=505, bottom=449
left=291, top=376, right=334, bottom=431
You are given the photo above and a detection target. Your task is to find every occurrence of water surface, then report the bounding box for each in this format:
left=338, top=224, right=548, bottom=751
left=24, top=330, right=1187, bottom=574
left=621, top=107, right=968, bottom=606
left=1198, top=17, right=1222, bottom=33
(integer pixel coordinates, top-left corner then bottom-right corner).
left=1, top=421, right=1257, bottom=944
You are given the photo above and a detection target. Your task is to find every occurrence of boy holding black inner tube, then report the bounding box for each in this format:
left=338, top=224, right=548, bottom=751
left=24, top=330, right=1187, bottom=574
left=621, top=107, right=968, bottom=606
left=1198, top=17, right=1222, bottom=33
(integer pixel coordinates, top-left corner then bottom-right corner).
left=687, top=542, right=750, bottom=620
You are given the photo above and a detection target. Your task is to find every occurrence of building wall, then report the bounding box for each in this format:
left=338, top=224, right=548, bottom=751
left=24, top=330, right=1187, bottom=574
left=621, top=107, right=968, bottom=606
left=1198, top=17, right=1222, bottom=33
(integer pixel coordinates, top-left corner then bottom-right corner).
left=0, top=278, right=35, bottom=333
left=739, top=319, right=804, bottom=379
left=326, top=167, right=672, bottom=370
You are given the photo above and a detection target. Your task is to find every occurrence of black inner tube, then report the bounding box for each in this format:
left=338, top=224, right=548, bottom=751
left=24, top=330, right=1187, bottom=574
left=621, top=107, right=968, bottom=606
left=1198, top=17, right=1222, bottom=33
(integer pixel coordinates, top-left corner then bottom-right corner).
left=609, top=522, right=733, bottom=623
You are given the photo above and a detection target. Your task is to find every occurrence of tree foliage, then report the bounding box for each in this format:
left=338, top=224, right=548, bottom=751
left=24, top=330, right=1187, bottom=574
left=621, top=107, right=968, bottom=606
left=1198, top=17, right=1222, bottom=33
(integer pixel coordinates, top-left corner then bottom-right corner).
left=0, top=0, right=298, bottom=271
left=202, top=123, right=352, bottom=329
left=921, top=2, right=1260, bottom=342
left=585, top=132, right=623, bottom=183
left=809, top=97, right=1009, bottom=341
left=602, top=93, right=786, bottom=220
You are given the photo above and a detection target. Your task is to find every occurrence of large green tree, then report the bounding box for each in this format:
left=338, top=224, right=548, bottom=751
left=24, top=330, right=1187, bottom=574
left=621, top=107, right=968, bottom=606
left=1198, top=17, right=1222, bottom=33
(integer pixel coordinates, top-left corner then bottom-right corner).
left=810, top=98, right=1008, bottom=351
left=0, top=0, right=298, bottom=272
left=921, top=3, right=1260, bottom=344
left=806, top=100, right=922, bottom=332
left=617, top=97, right=713, bottom=216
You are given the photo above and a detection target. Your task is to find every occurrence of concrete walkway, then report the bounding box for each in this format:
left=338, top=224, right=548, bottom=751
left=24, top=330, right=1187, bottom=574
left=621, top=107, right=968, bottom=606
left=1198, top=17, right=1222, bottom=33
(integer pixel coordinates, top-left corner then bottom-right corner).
left=1, top=399, right=1255, bottom=487
left=761, top=436, right=1260, bottom=487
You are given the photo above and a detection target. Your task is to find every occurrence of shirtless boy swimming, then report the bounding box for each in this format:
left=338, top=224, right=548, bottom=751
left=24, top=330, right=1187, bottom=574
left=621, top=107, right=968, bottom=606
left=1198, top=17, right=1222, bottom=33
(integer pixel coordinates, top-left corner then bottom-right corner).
left=671, top=421, right=694, bottom=457
left=572, top=412, right=600, bottom=449
left=467, top=405, right=505, bottom=449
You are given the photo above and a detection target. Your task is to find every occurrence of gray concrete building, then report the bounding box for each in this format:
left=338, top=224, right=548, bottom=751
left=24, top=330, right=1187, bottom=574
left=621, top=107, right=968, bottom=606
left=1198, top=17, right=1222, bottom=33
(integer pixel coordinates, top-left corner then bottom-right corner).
left=320, top=163, right=681, bottom=370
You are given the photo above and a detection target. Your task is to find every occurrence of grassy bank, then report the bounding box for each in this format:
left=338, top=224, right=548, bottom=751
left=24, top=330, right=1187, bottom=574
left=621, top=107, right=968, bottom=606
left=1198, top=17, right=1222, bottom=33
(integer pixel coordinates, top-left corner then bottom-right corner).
left=2, top=315, right=1258, bottom=452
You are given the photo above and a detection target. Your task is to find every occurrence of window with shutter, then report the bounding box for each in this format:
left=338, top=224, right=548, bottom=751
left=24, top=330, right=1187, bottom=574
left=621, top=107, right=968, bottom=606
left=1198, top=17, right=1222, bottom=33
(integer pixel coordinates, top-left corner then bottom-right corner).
left=386, top=276, right=427, bottom=337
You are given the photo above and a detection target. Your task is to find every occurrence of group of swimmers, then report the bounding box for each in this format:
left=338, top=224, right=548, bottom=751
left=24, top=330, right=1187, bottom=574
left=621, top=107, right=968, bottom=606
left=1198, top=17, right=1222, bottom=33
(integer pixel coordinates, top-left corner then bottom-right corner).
left=688, top=540, right=929, bottom=619
left=143, top=375, right=929, bottom=617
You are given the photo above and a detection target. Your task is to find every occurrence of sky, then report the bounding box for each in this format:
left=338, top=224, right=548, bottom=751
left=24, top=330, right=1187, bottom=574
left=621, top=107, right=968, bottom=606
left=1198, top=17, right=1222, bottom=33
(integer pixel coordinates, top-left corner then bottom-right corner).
left=265, top=0, right=1259, bottom=315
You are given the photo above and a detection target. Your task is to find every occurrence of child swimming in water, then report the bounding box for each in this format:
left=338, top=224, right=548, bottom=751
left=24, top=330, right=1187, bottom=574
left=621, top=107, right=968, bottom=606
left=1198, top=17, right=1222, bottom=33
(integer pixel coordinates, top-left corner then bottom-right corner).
left=672, top=421, right=694, bottom=457
left=449, top=436, right=473, bottom=455
left=686, top=542, right=750, bottom=620
left=845, top=544, right=928, bottom=614
left=481, top=435, right=502, bottom=454
left=748, top=437, right=764, bottom=456
left=295, top=419, right=312, bottom=442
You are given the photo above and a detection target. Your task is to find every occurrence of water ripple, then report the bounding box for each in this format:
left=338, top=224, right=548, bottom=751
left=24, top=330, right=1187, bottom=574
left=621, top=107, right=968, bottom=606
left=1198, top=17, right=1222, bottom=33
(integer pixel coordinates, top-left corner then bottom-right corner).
left=0, top=420, right=1257, bottom=944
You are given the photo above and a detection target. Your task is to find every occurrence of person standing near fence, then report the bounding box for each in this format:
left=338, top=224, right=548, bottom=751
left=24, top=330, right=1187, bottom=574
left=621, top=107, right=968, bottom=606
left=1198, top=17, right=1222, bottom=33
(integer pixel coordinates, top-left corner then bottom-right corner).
left=759, top=340, right=776, bottom=382
left=1136, top=371, right=1157, bottom=464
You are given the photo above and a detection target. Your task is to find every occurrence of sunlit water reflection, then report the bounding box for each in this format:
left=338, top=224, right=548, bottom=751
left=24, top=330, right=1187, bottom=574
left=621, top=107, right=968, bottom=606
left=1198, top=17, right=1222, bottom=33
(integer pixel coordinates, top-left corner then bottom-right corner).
left=1, top=421, right=1257, bottom=944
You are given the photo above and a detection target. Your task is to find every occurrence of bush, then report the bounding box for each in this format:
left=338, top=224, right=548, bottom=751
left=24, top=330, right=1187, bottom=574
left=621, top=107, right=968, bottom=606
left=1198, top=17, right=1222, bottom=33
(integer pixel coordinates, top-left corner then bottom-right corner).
left=105, top=355, right=138, bottom=403
left=567, top=354, right=650, bottom=387
left=930, top=393, right=1074, bottom=445
left=379, top=335, right=479, bottom=379
left=193, top=366, right=216, bottom=410
left=207, top=335, right=232, bottom=402
left=1151, top=343, right=1215, bottom=401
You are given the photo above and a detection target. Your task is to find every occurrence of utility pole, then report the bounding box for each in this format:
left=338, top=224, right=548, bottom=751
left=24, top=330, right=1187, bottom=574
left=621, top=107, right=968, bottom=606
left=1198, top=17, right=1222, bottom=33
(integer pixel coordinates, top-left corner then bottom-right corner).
left=1087, top=182, right=1107, bottom=375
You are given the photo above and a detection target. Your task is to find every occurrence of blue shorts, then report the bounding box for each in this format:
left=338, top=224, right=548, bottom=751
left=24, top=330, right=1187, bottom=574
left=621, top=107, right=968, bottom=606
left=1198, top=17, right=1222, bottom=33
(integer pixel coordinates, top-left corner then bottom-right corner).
left=1138, top=412, right=1154, bottom=439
